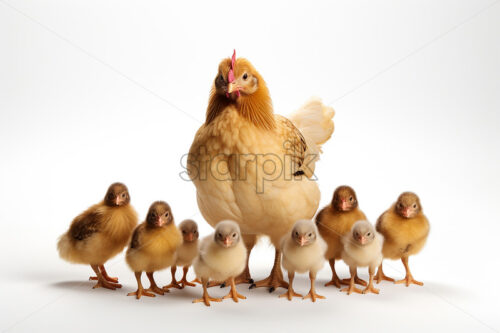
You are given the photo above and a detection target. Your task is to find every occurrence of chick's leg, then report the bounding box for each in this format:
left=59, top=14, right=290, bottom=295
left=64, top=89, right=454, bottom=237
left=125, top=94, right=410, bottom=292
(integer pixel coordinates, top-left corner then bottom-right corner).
left=395, top=256, right=423, bottom=287
left=193, top=278, right=222, bottom=307
left=127, top=272, right=155, bottom=299
left=303, top=271, right=326, bottom=302
left=279, top=271, right=302, bottom=301
left=340, top=267, right=367, bottom=286
left=341, top=266, right=363, bottom=295
left=163, top=266, right=181, bottom=290
left=179, top=266, right=197, bottom=288
left=145, top=272, right=165, bottom=295
left=250, top=248, right=289, bottom=292
left=374, top=263, right=395, bottom=284
left=362, top=266, right=380, bottom=294
left=90, top=265, right=121, bottom=290
left=324, top=259, right=341, bottom=288
left=222, top=277, right=247, bottom=303
left=89, top=265, right=119, bottom=283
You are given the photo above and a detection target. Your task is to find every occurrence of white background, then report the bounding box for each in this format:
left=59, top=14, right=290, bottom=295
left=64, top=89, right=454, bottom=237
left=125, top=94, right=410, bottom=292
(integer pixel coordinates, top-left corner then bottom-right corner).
left=1, top=0, right=499, bottom=332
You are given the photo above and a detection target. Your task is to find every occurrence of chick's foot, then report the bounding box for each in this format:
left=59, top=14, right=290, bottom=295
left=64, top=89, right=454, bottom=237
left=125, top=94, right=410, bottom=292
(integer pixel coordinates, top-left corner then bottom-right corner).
left=303, top=290, right=326, bottom=302
left=279, top=288, right=302, bottom=301
left=341, top=282, right=363, bottom=295
left=127, top=288, right=155, bottom=299
left=92, top=279, right=122, bottom=290
left=341, top=275, right=367, bottom=286
left=395, top=274, right=423, bottom=287
left=374, top=266, right=395, bottom=284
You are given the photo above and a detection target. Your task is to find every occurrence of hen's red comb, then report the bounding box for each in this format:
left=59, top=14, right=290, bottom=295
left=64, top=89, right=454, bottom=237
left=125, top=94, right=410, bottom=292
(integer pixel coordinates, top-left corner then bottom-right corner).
left=226, top=49, right=240, bottom=97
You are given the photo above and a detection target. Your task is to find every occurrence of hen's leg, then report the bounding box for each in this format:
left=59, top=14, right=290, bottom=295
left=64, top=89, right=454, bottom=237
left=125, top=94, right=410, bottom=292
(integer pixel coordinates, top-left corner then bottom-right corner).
left=179, top=266, right=197, bottom=288
left=341, top=266, right=363, bottom=295
left=163, top=266, right=181, bottom=290
left=324, top=259, right=341, bottom=288
left=145, top=272, right=165, bottom=295
left=90, top=264, right=121, bottom=290
left=374, top=263, right=395, bottom=284
left=127, top=271, right=155, bottom=299
left=193, top=278, right=222, bottom=307
left=279, top=271, right=302, bottom=301
left=89, top=265, right=119, bottom=283
left=303, top=271, right=326, bottom=302
left=250, top=248, right=288, bottom=292
left=395, top=256, right=423, bottom=286
left=222, top=277, right=246, bottom=303
left=362, top=266, right=380, bottom=294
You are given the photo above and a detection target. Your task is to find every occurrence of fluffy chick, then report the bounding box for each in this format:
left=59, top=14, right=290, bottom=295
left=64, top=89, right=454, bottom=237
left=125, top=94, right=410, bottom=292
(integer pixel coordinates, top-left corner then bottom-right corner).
left=193, top=220, right=247, bottom=306
left=316, top=185, right=367, bottom=288
left=165, top=219, right=200, bottom=289
left=280, top=220, right=327, bottom=302
left=341, top=221, right=383, bottom=295
left=125, top=201, right=181, bottom=299
left=57, top=182, right=138, bottom=290
left=375, top=192, right=430, bottom=286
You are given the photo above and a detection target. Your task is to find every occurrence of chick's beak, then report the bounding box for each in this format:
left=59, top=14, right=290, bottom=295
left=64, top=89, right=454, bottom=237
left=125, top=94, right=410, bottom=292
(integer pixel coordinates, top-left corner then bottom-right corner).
left=115, top=197, right=120, bottom=206
left=341, top=199, right=348, bottom=210
left=223, top=236, right=232, bottom=247
left=299, top=236, right=307, bottom=246
left=359, top=236, right=366, bottom=245
left=186, top=232, right=194, bottom=242
left=156, top=217, right=164, bottom=227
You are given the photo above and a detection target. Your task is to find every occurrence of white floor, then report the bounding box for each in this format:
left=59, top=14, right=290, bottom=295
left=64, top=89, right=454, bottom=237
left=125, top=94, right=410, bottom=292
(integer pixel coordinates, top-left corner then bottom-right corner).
left=1, top=0, right=499, bottom=332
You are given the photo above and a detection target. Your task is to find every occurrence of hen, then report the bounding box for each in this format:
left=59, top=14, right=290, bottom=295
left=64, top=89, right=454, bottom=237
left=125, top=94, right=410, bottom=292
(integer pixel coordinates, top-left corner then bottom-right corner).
left=187, top=51, right=335, bottom=291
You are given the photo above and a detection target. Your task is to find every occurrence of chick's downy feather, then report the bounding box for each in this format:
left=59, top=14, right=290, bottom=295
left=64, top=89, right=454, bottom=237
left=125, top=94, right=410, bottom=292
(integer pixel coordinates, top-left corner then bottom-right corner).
left=58, top=203, right=138, bottom=265
left=281, top=233, right=327, bottom=274
left=341, top=231, right=384, bottom=269
left=126, top=223, right=182, bottom=272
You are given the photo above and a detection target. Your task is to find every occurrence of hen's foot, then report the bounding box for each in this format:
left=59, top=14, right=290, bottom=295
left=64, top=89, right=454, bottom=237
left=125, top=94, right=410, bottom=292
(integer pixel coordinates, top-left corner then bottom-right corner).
left=341, top=275, right=367, bottom=286
left=127, top=288, right=155, bottom=299
left=395, top=274, right=423, bottom=287
left=279, top=288, right=302, bottom=301
left=324, top=276, right=341, bottom=288
left=303, top=290, right=326, bottom=302
left=250, top=272, right=288, bottom=293
left=92, top=279, right=121, bottom=290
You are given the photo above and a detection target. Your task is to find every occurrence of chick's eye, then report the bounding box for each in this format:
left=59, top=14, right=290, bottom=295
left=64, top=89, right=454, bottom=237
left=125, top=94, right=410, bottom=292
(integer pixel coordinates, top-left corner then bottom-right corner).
left=294, top=231, right=299, bottom=236
left=182, top=230, right=186, bottom=234
left=349, top=196, right=353, bottom=202
left=232, top=233, right=237, bottom=238
left=107, top=193, right=114, bottom=199
left=218, top=233, right=222, bottom=238
left=242, top=73, right=248, bottom=80
left=367, top=232, right=371, bottom=236
left=121, top=193, right=126, bottom=198
left=413, top=204, right=417, bottom=209
left=308, top=233, right=312, bottom=237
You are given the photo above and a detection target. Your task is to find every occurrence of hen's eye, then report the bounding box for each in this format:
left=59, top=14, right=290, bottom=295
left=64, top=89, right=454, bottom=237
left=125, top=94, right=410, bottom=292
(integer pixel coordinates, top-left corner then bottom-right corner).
left=243, top=73, right=248, bottom=80
left=218, top=74, right=223, bottom=81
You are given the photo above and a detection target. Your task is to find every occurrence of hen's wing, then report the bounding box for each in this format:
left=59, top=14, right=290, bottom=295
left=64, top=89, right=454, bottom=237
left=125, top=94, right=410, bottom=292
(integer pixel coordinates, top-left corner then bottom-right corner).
left=275, top=115, right=308, bottom=177
left=69, top=210, right=103, bottom=241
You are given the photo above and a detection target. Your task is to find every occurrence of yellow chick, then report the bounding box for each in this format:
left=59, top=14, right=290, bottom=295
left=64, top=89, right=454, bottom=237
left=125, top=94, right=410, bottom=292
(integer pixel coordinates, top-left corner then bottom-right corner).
left=57, top=182, right=138, bottom=290
left=193, top=220, right=247, bottom=307
left=125, top=201, right=181, bottom=299
left=375, top=192, right=430, bottom=286
left=165, top=219, right=200, bottom=289
left=341, top=220, right=383, bottom=295
left=316, top=185, right=368, bottom=288
left=280, top=220, right=327, bottom=302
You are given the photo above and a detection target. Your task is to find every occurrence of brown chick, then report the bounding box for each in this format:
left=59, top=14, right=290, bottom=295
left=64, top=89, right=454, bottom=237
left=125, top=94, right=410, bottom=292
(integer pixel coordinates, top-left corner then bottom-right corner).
left=164, top=219, right=200, bottom=289
left=125, top=201, right=182, bottom=299
left=316, top=186, right=367, bottom=288
left=57, top=182, right=138, bottom=290
left=375, top=192, right=430, bottom=286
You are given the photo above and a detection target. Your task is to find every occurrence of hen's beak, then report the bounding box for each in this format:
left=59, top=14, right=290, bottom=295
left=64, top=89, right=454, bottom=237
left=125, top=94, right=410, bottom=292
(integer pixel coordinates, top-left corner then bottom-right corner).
left=223, top=237, right=232, bottom=247
left=299, top=236, right=307, bottom=247
left=227, top=82, right=240, bottom=96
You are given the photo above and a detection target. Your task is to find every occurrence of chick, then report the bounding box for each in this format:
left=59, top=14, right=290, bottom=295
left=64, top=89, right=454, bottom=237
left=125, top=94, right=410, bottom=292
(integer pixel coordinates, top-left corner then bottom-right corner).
left=193, top=220, right=247, bottom=306
left=316, top=186, right=367, bottom=288
left=280, top=220, right=327, bottom=302
left=375, top=192, right=430, bottom=286
left=165, top=219, right=200, bottom=289
left=125, top=201, right=181, bottom=299
left=57, top=182, right=138, bottom=290
left=341, top=221, right=383, bottom=295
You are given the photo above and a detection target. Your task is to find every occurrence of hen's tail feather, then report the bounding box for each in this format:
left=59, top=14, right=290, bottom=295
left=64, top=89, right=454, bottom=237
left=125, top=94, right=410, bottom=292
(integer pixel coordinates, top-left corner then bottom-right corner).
left=289, top=97, right=335, bottom=153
